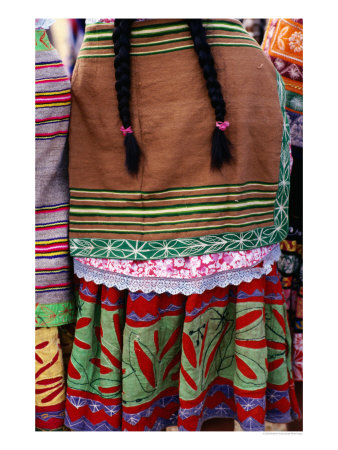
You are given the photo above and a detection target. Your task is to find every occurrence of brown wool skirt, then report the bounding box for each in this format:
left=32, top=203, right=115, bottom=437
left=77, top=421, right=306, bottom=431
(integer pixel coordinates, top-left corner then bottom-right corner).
left=68, top=19, right=290, bottom=259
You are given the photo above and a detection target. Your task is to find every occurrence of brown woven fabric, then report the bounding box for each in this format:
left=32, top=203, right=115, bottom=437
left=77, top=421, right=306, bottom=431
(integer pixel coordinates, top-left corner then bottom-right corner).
left=69, top=19, right=283, bottom=243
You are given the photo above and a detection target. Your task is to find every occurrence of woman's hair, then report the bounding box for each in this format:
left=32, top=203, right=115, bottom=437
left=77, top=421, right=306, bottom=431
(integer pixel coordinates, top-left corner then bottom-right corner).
left=113, top=19, right=231, bottom=175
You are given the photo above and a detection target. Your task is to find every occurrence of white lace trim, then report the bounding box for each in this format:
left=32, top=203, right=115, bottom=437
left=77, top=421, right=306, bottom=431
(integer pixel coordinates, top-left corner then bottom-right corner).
left=73, top=246, right=281, bottom=295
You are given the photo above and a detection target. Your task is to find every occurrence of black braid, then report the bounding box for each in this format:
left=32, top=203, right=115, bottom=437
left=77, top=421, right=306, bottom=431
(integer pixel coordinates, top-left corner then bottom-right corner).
left=113, top=19, right=141, bottom=175
left=112, top=19, right=231, bottom=175
left=187, top=19, right=232, bottom=168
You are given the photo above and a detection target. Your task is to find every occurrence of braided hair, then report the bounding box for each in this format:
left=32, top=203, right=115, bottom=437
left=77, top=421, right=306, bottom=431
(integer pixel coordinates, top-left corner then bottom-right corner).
left=113, top=19, right=231, bottom=175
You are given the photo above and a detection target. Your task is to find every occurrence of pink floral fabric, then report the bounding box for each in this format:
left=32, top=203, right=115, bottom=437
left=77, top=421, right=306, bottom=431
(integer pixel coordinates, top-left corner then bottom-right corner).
left=76, top=244, right=278, bottom=279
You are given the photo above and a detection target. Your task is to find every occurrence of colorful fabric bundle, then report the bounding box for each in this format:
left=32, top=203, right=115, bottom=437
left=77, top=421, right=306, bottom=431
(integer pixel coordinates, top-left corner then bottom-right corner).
left=262, top=19, right=303, bottom=148
left=278, top=239, right=303, bottom=381
left=262, top=19, right=303, bottom=382
left=35, top=29, right=75, bottom=327
left=35, top=27, right=76, bottom=430
left=65, top=263, right=300, bottom=431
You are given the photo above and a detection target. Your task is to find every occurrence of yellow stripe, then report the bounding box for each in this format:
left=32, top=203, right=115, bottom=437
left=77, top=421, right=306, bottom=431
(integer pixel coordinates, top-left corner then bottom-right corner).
left=36, top=89, right=71, bottom=96
left=36, top=251, right=68, bottom=257
left=37, top=63, right=62, bottom=67
left=35, top=102, right=71, bottom=108
left=36, top=77, right=68, bottom=82
left=36, top=238, right=68, bottom=245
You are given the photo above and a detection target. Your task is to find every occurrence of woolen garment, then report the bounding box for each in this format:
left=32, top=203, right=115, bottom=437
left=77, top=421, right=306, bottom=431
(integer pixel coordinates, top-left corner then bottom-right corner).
left=68, top=19, right=291, bottom=261
left=35, top=29, right=75, bottom=327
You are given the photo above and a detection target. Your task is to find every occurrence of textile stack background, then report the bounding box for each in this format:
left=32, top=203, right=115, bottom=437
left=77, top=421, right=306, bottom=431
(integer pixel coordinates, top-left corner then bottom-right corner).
left=262, top=18, right=303, bottom=431
left=35, top=23, right=76, bottom=430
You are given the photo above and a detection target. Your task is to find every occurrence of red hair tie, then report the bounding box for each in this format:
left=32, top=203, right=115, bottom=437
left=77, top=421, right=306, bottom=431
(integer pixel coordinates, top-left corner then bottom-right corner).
left=216, top=121, right=230, bottom=131
left=120, top=125, right=133, bottom=136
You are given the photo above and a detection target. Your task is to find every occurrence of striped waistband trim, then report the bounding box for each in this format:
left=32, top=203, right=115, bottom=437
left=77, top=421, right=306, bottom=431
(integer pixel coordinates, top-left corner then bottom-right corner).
left=78, top=19, right=261, bottom=59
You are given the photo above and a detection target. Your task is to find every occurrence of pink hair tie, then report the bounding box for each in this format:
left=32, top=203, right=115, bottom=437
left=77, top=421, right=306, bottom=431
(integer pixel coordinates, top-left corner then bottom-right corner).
left=216, top=121, right=230, bottom=131
left=120, top=125, right=133, bottom=136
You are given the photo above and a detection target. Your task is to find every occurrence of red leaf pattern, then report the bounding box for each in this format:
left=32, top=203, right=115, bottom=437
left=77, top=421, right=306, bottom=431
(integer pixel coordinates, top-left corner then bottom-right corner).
left=272, top=309, right=286, bottom=334
left=163, top=352, right=181, bottom=381
left=181, top=364, right=197, bottom=391
left=236, top=310, right=262, bottom=330
left=76, top=317, right=92, bottom=329
left=159, top=326, right=182, bottom=360
left=235, top=355, right=258, bottom=380
left=36, top=340, right=49, bottom=350
left=35, top=351, right=59, bottom=379
left=68, top=359, right=82, bottom=380
left=134, top=340, right=156, bottom=388
left=74, top=337, right=91, bottom=350
left=235, top=339, right=266, bottom=349
left=101, top=344, right=121, bottom=369
left=182, top=332, right=197, bottom=368
left=268, top=357, right=285, bottom=372
left=98, top=385, right=121, bottom=394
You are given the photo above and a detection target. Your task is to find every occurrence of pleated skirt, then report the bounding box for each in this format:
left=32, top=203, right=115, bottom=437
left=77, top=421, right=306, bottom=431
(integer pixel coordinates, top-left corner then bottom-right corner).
left=64, top=262, right=300, bottom=431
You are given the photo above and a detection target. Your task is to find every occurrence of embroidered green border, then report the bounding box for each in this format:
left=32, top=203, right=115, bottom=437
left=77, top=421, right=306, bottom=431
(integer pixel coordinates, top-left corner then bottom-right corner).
left=35, top=29, right=53, bottom=51
left=70, top=72, right=290, bottom=260
left=35, top=300, right=76, bottom=327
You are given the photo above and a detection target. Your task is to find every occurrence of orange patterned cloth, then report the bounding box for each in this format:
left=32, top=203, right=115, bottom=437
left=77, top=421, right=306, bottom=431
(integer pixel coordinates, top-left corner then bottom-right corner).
left=262, top=19, right=303, bottom=147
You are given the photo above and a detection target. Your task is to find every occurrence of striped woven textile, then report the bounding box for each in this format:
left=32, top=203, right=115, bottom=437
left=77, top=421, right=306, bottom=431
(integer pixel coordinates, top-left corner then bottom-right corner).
left=35, top=30, right=75, bottom=327
left=70, top=182, right=279, bottom=235
left=78, top=19, right=261, bottom=59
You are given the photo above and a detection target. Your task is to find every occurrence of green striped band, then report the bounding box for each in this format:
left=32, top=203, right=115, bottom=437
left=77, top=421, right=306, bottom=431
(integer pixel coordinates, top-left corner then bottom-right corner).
left=78, top=42, right=261, bottom=59
left=70, top=181, right=278, bottom=196
left=70, top=189, right=277, bottom=204
left=83, top=33, right=256, bottom=48
left=70, top=209, right=273, bottom=228
left=84, top=20, right=246, bottom=37
left=133, top=32, right=255, bottom=45
left=70, top=217, right=273, bottom=235
left=70, top=198, right=275, bottom=216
